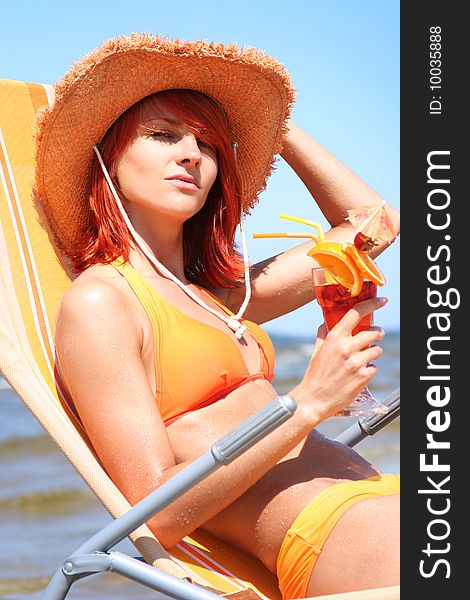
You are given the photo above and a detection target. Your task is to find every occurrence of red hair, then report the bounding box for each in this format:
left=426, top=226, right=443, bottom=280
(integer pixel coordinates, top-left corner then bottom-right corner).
left=72, top=89, right=245, bottom=288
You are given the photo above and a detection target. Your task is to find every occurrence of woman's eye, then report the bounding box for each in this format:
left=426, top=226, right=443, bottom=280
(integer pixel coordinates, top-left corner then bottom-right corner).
left=150, top=130, right=174, bottom=139
left=197, top=139, right=215, bottom=152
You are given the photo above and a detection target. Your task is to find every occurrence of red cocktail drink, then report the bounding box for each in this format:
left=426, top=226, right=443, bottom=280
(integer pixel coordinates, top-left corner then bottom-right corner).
left=315, top=280, right=377, bottom=336
left=312, top=267, right=387, bottom=416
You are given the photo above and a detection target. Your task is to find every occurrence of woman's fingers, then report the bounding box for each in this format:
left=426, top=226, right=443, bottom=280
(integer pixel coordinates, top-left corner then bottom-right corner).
left=360, top=344, right=383, bottom=365
left=332, top=297, right=388, bottom=336
left=349, top=326, right=385, bottom=351
left=341, top=344, right=382, bottom=376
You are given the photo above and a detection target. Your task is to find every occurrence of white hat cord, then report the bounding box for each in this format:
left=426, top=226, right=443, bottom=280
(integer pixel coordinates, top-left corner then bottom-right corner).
left=93, top=145, right=251, bottom=339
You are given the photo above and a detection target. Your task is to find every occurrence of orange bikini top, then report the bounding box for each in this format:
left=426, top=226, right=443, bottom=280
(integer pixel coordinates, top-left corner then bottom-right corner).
left=111, top=259, right=275, bottom=425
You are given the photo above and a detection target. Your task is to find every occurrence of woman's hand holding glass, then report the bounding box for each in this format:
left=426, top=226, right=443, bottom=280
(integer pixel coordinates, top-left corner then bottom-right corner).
left=289, top=296, right=387, bottom=423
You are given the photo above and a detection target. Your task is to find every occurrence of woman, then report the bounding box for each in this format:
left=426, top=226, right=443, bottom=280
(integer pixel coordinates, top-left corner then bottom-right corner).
left=35, top=34, right=400, bottom=599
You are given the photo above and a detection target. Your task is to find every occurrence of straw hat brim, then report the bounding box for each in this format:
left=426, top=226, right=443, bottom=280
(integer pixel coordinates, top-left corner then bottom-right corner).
left=35, top=34, right=295, bottom=257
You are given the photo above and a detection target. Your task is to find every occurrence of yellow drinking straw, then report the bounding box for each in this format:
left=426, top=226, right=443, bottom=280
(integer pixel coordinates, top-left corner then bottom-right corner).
left=253, top=233, right=318, bottom=240
left=253, top=214, right=326, bottom=243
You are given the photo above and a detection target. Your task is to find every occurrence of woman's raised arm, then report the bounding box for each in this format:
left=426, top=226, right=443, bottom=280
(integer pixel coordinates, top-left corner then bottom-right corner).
left=280, top=121, right=400, bottom=247
left=227, top=121, right=399, bottom=323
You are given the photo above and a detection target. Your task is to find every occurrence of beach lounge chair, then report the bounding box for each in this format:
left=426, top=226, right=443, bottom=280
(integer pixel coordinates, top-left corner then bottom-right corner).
left=0, top=77, right=400, bottom=600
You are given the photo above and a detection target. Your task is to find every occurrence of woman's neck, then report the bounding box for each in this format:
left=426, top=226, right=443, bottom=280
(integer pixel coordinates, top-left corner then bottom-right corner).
left=127, top=212, right=188, bottom=282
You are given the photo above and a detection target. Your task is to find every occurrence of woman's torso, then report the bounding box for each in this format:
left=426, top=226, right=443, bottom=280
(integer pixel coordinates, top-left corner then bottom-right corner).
left=109, top=257, right=275, bottom=425
left=66, top=260, right=379, bottom=572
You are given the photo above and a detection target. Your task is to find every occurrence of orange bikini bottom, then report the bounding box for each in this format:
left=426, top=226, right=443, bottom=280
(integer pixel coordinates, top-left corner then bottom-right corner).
left=276, top=473, right=400, bottom=600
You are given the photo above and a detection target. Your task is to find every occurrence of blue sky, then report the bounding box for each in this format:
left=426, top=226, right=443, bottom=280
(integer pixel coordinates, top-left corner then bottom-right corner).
left=1, top=0, right=399, bottom=337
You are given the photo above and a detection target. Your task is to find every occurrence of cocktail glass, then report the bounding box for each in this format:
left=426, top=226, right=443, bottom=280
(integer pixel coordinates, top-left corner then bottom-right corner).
left=312, top=266, right=389, bottom=417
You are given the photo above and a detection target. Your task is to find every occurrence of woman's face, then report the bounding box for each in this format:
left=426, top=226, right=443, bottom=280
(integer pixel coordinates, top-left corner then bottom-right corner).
left=115, top=101, right=218, bottom=225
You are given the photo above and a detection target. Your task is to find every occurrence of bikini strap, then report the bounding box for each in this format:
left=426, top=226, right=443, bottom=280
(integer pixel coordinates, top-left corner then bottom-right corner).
left=110, top=258, right=163, bottom=319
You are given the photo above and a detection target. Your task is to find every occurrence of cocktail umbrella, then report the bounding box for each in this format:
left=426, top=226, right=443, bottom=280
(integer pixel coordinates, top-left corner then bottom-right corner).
left=347, top=200, right=396, bottom=248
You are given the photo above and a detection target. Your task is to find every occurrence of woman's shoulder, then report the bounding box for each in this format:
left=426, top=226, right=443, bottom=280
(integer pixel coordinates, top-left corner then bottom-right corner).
left=55, top=263, right=148, bottom=371
left=63, top=263, right=124, bottom=303
left=57, top=263, right=139, bottom=330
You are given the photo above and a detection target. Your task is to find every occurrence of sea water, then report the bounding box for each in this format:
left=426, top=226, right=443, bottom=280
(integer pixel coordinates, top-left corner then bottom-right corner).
left=0, top=332, right=399, bottom=599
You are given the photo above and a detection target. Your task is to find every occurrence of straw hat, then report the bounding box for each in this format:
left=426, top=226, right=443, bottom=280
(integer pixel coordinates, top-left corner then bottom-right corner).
left=34, top=33, right=295, bottom=258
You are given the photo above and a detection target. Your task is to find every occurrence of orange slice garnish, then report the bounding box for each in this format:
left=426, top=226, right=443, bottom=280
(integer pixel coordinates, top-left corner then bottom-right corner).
left=344, top=244, right=386, bottom=286
left=308, top=241, right=364, bottom=296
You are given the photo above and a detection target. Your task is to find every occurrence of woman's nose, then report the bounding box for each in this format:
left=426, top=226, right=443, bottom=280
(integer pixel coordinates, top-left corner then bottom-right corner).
left=176, top=134, right=202, bottom=167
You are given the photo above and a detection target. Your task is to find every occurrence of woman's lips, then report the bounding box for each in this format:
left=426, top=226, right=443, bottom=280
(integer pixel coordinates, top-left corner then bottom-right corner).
left=166, top=178, right=199, bottom=191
